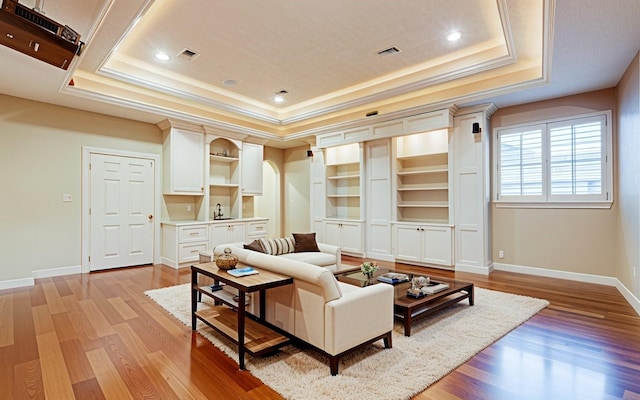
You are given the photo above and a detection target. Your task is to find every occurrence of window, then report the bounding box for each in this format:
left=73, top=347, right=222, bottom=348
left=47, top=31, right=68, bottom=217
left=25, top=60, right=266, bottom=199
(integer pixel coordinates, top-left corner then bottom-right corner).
left=494, top=111, right=612, bottom=208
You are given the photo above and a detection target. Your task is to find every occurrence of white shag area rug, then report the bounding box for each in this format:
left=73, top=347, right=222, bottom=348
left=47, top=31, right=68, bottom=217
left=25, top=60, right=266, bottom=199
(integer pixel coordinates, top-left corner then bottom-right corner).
left=145, top=283, right=548, bottom=400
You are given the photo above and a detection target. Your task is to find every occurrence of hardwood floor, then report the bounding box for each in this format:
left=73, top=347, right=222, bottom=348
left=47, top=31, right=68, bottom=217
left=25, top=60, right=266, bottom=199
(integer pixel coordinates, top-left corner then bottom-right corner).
left=1, top=258, right=639, bottom=399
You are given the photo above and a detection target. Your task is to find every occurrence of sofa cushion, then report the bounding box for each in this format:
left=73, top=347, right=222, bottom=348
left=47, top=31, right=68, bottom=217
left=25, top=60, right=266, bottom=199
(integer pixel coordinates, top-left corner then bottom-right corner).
left=243, top=239, right=265, bottom=253
left=292, top=232, right=320, bottom=253
left=259, top=237, right=295, bottom=255
left=280, top=252, right=336, bottom=267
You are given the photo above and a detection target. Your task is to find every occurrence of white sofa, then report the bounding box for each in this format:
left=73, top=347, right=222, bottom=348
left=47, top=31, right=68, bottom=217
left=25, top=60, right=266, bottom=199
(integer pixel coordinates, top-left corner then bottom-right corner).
left=202, top=240, right=342, bottom=271
left=212, top=243, right=394, bottom=375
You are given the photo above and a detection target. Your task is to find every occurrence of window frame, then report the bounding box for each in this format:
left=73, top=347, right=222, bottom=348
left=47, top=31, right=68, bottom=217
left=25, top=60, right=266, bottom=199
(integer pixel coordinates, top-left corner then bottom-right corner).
left=493, top=110, right=613, bottom=209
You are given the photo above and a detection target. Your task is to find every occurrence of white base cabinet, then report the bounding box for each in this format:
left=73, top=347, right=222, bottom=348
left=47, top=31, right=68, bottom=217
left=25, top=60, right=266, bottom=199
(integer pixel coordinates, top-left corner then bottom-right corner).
left=392, top=223, right=453, bottom=267
left=161, top=224, right=209, bottom=268
left=161, top=218, right=268, bottom=268
left=210, top=222, right=246, bottom=249
left=323, top=219, right=364, bottom=255
left=246, top=219, right=268, bottom=242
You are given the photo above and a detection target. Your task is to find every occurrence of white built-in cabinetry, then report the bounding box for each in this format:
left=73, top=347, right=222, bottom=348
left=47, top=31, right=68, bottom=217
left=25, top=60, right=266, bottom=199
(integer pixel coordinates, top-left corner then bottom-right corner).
left=160, top=218, right=269, bottom=268
left=365, top=139, right=392, bottom=260
left=208, top=137, right=241, bottom=220
left=159, top=119, right=267, bottom=269
left=323, top=219, right=364, bottom=255
left=312, top=107, right=463, bottom=268
left=241, top=142, right=264, bottom=195
left=394, top=129, right=451, bottom=224
left=452, top=105, right=495, bottom=274
left=391, top=129, right=453, bottom=267
left=392, top=224, right=453, bottom=266
left=321, top=143, right=364, bottom=255
left=161, top=125, right=205, bottom=195
left=210, top=221, right=246, bottom=247
left=161, top=223, right=209, bottom=268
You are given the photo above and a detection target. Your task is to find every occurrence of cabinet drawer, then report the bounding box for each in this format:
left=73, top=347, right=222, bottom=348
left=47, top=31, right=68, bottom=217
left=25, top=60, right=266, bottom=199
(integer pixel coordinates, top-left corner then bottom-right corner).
left=179, top=242, right=208, bottom=263
left=246, top=221, right=268, bottom=237
left=178, top=225, right=208, bottom=242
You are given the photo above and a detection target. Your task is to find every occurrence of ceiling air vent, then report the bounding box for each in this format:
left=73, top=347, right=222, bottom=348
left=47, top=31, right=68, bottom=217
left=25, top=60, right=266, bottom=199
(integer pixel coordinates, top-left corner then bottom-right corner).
left=177, top=48, right=200, bottom=61
left=377, top=46, right=401, bottom=56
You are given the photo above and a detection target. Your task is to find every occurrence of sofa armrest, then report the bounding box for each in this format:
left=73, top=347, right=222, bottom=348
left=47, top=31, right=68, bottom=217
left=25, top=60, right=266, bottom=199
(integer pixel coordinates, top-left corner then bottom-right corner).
left=317, top=242, right=341, bottom=270
left=324, top=284, right=394, bottom=355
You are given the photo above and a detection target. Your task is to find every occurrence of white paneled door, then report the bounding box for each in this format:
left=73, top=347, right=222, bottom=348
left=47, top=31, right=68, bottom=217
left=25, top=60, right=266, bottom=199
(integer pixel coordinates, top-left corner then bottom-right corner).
left=90, top=153, right=155, bottom=271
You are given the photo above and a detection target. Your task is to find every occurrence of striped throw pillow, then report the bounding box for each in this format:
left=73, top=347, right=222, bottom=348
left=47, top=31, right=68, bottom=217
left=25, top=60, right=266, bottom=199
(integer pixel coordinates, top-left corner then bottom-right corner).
left=258, top=237, right=295, bottom=255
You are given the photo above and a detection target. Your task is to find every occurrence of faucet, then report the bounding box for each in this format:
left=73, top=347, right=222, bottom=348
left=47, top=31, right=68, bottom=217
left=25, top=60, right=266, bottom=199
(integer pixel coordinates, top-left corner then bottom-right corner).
left=215, top=203, right=223, bottom=219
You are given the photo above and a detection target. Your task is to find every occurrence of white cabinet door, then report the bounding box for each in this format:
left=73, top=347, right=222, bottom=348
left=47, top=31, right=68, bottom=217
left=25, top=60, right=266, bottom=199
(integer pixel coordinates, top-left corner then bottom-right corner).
left=393, top=224, right=422, bottom=262
left=323, top=219, right=363, bottom=255
left=241, top=143, right=263, bottom=195
left=421, top=226, right=453, bottom=266
left=210, top=221, right=246, bottom=248
left=323, top=220, right=342, bottom=248
left=163, top=128, right=204, bottom=194
left=393, top=223, right=452, bottom=266
left=228, top=222, right=246, bottom=243
left=340, top=221, right=364, bottom=254
left=210, top=223, right=231, bottom=248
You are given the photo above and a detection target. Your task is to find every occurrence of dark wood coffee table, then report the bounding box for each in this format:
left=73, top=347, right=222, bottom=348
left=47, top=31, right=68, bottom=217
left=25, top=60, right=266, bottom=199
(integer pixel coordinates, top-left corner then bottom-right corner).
left=335, top=269, right=474, bottom=336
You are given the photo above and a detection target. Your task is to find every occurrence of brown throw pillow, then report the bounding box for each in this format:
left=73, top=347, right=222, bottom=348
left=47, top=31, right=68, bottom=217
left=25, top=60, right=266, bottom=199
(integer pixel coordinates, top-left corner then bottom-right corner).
left=244, top=240, right=265, bottom=253
left=293, top=232, right=320, bottom=253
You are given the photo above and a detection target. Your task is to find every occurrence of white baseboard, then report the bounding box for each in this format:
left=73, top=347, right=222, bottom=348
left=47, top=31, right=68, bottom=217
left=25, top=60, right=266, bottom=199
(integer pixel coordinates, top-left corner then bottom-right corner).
left=0, top=265, right=82, bottom=291
left=365, top=253, right=395, bottom=262
left=493, top=262, right=619, bottom=286
left=455, top=262, right=494, bottom=275
left=32, top=265, right=82, bottom=279
left=616, top=280, right=640, bottom=316
left=0, top=277, right=35, bottom=290
left=494, top=262, right=640, bottom=316
left=160, top=257, right=180, bottom=269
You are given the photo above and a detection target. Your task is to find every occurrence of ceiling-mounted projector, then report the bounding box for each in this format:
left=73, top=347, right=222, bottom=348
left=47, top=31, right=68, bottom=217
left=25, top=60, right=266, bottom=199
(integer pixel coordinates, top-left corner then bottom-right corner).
left=0, top=0, right=83, bottom=70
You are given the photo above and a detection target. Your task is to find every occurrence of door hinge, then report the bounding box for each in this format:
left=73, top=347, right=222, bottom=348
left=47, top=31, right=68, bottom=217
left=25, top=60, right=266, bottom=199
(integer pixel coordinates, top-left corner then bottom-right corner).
left=89, top=208, right=91, bottom=216
left=88, top=256, right=91, bottom=262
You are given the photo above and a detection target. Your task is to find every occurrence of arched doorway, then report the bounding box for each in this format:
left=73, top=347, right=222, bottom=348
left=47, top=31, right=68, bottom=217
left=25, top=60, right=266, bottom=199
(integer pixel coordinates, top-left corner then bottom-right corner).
left=255, top=160, right=280, bottom=237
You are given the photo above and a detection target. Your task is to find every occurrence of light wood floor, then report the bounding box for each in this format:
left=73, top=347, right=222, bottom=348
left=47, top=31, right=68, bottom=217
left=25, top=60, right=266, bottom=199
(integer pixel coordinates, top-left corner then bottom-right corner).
left=1, top=257, right=639, bottom=399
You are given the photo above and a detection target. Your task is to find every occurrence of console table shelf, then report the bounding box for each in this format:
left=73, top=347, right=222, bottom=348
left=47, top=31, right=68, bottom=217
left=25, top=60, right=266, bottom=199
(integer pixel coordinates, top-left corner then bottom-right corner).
left=195, top=306, right=289, bottom=356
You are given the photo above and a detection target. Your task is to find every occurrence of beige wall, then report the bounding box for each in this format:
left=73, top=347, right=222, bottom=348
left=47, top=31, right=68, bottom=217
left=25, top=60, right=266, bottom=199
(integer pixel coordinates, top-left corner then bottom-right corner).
left=0, top=94, right=161, bottom=282
left=283, top=146, right=311, bottom=235
left=616, top=52, right=640, bottom=295
left=491, top=89, right=618, bottom=276
left=261, top=146, right=285, bottom=237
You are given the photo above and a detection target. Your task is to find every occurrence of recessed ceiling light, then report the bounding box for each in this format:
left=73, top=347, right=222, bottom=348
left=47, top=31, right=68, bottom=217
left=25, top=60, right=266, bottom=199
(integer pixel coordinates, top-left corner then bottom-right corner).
left=273, top=90, right=289, bottom=103
left=447, top=31, right=462, bottom=41
left=154, top=52, right=170, bottom=61
left=223, top=79, right=237, bottom=87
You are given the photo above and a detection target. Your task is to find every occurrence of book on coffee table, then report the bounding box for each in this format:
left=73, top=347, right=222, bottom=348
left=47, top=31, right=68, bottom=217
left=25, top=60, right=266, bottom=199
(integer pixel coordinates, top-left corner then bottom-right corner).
left=421, top=282, right=449, bottom=294
left=377, top=272, right=410, bottom=284
left=227, top=267, right=259, bottom=277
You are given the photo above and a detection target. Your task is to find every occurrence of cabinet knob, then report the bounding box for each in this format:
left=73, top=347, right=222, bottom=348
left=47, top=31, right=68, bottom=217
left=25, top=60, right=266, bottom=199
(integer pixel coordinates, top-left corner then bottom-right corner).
left=148, top=214, right=154, bottom=220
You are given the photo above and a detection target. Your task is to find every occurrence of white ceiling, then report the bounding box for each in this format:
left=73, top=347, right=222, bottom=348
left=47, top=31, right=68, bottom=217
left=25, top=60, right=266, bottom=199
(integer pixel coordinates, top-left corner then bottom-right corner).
left=1, top=0, right=639, bottom=148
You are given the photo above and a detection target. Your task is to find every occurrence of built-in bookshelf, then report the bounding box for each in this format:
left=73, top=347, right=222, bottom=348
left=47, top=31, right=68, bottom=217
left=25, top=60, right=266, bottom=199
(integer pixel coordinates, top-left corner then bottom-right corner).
left=325, top=143, right=362, bottom=219
left=395, top=129, right=450, bottom=224
left=209, top=138, right=240, bottom=220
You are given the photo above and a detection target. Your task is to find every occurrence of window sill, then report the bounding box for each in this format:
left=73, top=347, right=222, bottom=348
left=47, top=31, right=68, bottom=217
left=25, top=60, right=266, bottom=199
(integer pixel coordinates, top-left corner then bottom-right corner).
left=493, top=201, right=613, bottom=209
